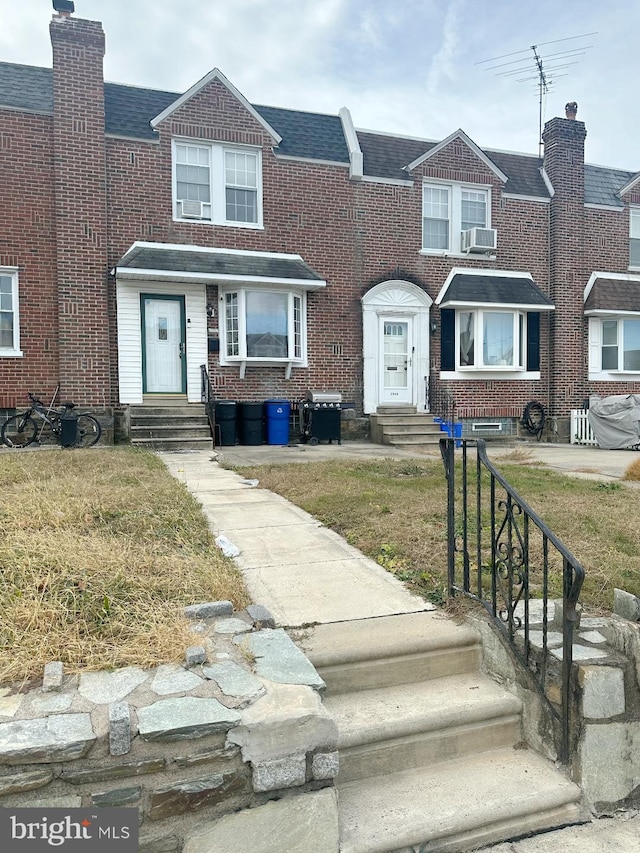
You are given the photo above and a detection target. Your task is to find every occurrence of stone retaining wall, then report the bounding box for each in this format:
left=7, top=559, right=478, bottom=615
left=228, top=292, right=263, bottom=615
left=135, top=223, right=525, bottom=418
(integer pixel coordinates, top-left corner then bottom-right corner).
left=0, top=603, right=338, bottom=853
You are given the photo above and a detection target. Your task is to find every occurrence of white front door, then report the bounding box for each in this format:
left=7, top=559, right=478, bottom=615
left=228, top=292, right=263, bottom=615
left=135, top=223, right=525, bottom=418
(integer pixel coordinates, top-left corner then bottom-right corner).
left=380, top=317, right=413, bottom=405
left=142, top=296, right=185, bottom=393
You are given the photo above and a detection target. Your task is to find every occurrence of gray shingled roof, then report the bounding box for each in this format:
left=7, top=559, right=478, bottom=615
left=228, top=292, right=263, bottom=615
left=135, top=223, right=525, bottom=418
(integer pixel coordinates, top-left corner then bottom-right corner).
left=438, top=273, right=554, bottom=308
left=584, top=164, right=635, bottom=207
left=585, top=277, right=640, bottom=312
left=357, top=130, right=550, bottom=197
left=0, top=61, right=633, bottom=201
left=116, top=244, right=325, bottom=283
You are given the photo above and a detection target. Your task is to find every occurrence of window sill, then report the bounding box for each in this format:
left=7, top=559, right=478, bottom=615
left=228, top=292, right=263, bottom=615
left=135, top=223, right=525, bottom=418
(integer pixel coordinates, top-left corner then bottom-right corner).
left=221, top=358, right=307, bottom=379
left=440, top=369, right=540, bottom=381
left=420, top=250, right=497, bottom=261
left=173, top=217, right=264, bottom=230
left=0, top=350, right=23, bottom=358
left=589, top=371, right=640, bottom=380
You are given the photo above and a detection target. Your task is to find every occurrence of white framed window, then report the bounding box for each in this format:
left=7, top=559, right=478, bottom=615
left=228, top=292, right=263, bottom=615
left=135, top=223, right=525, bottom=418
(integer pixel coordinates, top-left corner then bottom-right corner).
left=220, top=286, right=306, bottom=365
left=173, top=140, right=262, bottom=227
left=422, top=181, right=490, bottom=253
left=0, top=268, right=22, bottom=357
left=630, top=208, right=640, bottom=269
left=600, top=317, right=640, bottom=372
left=456, top=309, right=525, bottom=370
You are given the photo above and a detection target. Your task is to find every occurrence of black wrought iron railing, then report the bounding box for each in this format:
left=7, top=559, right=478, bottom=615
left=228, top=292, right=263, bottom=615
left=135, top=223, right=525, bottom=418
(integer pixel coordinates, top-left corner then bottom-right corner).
left=440, top=437, right=585, bottom=765
left=200, top=363, right=216, bottom=443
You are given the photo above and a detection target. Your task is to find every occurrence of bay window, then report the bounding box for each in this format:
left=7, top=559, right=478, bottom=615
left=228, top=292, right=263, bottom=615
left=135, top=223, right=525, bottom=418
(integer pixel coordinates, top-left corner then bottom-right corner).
left=456, top=309, right=524, bottom=369
left=600, top=318, right=640, bottom=371
left=221, top=287, right=305, bottom=365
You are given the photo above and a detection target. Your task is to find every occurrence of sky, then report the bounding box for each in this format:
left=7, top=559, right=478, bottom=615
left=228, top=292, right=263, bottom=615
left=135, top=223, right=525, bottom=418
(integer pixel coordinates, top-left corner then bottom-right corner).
left=0, top=0, right=637, bottom=171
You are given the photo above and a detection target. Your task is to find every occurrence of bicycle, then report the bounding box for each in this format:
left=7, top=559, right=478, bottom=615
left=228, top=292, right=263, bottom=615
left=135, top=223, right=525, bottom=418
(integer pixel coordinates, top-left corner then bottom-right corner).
left=1, top=392, right=102, bottom=449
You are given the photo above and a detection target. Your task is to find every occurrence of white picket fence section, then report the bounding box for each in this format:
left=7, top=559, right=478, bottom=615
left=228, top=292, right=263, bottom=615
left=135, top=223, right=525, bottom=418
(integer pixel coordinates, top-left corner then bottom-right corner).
left=570, top=409, right=598, bottom=446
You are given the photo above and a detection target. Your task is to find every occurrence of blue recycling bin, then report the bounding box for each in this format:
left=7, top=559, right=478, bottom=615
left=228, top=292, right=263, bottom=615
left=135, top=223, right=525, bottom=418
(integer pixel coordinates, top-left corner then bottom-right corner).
left=264, top=400, right=291, bottom=445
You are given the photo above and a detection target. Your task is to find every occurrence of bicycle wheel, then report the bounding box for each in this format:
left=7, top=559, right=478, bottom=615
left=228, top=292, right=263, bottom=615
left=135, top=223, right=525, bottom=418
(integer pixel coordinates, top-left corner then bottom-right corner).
left=74, top=415, right=102, bottom=448
left=1, top=414, right=38, bottom=448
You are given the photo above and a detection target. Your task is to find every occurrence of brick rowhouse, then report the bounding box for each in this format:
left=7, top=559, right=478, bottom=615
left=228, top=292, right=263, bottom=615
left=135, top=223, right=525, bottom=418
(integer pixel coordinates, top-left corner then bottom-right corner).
left=0, top=11, right=638, bottom=441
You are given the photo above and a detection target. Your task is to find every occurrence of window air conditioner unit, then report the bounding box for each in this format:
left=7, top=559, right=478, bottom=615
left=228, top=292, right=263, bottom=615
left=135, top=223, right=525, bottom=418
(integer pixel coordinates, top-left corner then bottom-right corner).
left=461, top=227, right=497, bottom=253
left=181, top=199, right=204, bottom=219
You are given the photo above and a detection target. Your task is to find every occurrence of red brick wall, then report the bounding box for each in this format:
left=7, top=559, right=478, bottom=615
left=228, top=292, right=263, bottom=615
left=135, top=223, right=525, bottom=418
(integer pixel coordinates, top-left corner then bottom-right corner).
left=0, top=111, right=58, bottom=408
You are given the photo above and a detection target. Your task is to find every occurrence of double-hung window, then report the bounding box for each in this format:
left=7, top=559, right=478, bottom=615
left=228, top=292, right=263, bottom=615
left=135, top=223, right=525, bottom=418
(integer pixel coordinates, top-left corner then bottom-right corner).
left=600, top=318, right=640, bottom=372
left=630, top=208, right=640, bottom=268
left=174, top=140, right=262, bottom=227
left=0, top=269, right=21, bottom=357
left=221, top=287, right=305, bottom=365
left=422, top=182, right=490, bottom=253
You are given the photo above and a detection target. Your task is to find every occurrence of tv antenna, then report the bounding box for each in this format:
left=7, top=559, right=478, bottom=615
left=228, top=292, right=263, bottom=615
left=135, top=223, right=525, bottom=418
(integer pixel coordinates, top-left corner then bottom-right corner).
left=476, top=33, right=596, bottom=158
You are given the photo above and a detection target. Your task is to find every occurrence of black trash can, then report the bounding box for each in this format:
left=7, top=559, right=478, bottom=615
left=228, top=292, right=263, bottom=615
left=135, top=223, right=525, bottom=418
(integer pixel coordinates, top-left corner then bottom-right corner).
left=214, top=400, right=237, bottom=446
left=239, top=402, right=264, bottom=446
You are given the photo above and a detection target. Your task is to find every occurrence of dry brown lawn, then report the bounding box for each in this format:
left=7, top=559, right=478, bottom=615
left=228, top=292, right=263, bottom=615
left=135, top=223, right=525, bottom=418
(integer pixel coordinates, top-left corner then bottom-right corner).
left=0, top=447, right=249, bottom=684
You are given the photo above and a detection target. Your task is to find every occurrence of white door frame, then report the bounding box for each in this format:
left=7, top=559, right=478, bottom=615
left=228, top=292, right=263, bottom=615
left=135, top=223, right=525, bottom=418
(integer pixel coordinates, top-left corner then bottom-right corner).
left=379, top=315, right=413, bottom=405
left=141, top=294, right=186, bottom=394
left=362, top=280, right=433, bottom=413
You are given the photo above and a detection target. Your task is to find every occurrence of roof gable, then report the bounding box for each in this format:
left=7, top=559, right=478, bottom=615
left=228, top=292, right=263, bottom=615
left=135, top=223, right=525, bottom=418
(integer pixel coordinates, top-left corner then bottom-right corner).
left=405, top=129, right=508, bottom=183
left=618, top=171, right=640, bottom=197
left=150, top=68, right=281, bottom=144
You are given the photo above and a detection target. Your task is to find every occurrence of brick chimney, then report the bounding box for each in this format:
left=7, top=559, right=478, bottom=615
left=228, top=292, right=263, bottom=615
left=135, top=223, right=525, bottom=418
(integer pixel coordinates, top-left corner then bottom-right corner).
left=542, top=105, right=588, bottom=418
left=50, top=14, right=110, bottom=406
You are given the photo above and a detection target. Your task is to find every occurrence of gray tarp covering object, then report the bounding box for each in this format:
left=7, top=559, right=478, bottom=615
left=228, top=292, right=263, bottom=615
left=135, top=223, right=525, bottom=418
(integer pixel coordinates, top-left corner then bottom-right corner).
left=588, top=394, right=640, bottom=450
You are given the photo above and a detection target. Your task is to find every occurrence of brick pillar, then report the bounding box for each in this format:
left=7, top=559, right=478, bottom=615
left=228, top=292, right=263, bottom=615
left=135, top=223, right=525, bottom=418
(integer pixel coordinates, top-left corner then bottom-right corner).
left=542, top=114, right=588, bottom=418
left=50, top=14, right=110, bottom=406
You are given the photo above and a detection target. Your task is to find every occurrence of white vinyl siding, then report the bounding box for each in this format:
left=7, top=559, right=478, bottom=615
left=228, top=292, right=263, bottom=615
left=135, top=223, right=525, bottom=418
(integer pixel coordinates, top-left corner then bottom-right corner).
left=116, top=280, right=207, bottom=404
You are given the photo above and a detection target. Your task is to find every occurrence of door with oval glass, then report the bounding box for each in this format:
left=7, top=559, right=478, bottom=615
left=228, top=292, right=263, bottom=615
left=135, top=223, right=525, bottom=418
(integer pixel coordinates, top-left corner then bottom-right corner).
left=142, top=295, right=186, bottom=394
left=380, top=316, right=413, bottom=405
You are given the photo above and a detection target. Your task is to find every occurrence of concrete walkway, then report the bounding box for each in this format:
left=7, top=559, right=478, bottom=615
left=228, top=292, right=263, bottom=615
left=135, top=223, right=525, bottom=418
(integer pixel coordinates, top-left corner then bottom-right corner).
left=158, top=441, right=640, bottom=852
left=159, top=450, right=431, bottom=627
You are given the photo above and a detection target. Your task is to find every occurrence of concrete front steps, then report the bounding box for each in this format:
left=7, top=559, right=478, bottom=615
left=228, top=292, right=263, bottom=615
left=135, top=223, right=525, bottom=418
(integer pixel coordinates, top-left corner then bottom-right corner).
left=369, top=407, right=443, bottom=451
left=302, top=612, right=584, bottom=853
left=130, top=399, right=212, bottom=451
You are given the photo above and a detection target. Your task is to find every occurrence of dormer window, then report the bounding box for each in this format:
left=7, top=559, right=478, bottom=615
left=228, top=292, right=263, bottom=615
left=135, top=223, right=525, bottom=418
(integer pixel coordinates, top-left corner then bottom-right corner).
left=173, top=140, right=262, bottom=228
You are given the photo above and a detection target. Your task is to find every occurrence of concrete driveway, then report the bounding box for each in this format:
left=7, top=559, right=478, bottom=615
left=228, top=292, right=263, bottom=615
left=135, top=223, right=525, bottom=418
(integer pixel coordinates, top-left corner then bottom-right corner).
left=215, top=439, right=639, bottom=481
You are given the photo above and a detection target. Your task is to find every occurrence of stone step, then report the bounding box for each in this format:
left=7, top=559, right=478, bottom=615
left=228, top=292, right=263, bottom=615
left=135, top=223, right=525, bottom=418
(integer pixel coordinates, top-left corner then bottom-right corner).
left=131, top=436, right=213, bottom=451
left=337, top=747, right=584, bottom=853
left=301, top=613, right=481, bottom=695
left=378, top=423, right=443, bottom=435
left=375, top=406, right=417, bottom=415
left=382, top=433, right=443, bottom=445
left=370, top=414, right=437, bottom=425
left=326, top=673, right=522, bottom=783
left=130, top=406, right=206, bottom=418
left=131, top=426, right=212, bottom=441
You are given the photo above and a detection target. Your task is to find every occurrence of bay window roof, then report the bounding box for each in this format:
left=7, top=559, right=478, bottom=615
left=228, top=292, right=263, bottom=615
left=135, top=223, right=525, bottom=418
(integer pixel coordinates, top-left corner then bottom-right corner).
left=436, top=270, right=554, bottom=310
left=114, top=242, right=326, bottom=289
left=584, top=272, right=640, bottom=314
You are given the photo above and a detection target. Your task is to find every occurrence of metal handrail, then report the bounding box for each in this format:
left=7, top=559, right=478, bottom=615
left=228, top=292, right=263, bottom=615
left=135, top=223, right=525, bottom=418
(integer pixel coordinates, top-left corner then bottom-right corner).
left=440, top=437, right=585, bottom=765
left=200, top=364, right=216, bottom=444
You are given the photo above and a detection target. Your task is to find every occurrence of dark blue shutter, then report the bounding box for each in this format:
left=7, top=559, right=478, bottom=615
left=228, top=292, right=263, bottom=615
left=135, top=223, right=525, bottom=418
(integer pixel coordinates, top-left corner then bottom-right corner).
left=526, top=312, right=540, bottom=371
left=441, top=309, right=455, bottom=371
